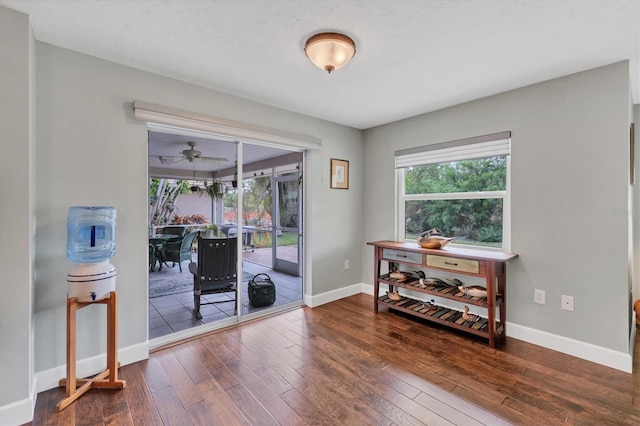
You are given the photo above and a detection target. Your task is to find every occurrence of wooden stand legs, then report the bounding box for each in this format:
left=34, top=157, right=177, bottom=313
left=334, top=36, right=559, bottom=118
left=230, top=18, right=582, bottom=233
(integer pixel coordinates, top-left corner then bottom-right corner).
left=57, top=291, right=126, bottom=411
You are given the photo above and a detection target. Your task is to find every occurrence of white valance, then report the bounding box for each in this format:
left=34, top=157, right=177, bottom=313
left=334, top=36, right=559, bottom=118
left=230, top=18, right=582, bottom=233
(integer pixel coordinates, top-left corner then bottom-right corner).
left=395, top=131, right=511, bottom=168
left=133, top=100, right=322, bottom=151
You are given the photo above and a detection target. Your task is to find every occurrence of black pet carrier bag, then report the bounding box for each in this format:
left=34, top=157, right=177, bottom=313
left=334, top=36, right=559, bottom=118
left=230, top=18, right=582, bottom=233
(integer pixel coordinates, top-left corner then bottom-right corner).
left=248, top=273, right=276, bottom=307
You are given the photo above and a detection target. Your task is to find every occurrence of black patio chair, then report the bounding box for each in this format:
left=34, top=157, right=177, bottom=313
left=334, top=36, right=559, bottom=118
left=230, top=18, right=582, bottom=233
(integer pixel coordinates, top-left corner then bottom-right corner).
left=189, top=235, right=237, bottom=319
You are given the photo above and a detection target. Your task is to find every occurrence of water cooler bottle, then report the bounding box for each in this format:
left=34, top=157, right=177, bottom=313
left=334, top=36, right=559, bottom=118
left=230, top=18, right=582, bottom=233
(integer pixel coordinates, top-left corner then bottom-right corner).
left=66, top=206, right=117, bottom=302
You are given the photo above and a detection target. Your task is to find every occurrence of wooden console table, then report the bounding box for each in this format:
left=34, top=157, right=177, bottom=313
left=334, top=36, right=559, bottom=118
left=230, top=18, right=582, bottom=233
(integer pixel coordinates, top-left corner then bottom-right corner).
left=57, top=291, right=126, bottom=411
left=368, top=240, right=518, bottom=347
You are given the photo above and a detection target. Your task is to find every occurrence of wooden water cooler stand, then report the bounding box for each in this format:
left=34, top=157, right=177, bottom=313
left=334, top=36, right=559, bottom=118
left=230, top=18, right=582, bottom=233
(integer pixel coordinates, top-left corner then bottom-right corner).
left=57, top=291, right=126, bottom=411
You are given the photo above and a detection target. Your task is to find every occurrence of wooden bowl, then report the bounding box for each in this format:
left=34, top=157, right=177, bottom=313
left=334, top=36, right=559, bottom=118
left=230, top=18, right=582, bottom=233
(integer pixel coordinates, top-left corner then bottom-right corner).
left=417, top=235, right=455, bottom=249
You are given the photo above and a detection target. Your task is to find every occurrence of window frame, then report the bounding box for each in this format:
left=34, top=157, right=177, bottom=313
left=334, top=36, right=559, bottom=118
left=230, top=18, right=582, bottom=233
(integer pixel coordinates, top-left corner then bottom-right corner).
left=395, top=134, right=511, bottom=252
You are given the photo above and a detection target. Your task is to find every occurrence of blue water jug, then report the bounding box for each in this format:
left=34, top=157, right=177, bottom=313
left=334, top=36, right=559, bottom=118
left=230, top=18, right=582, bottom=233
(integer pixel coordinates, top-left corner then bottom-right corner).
left=66, top=206, right=116, bottom=263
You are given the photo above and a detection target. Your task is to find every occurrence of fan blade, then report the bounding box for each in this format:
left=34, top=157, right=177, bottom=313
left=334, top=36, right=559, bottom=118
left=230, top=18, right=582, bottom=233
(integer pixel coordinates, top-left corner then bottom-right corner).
left=158, top=156, right=182, bottom=164
left=200, top=156, right=229, bottom=163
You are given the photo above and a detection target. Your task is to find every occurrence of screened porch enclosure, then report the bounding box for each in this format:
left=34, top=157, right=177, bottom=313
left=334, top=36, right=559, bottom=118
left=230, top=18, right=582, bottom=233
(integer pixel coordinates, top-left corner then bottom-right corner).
left=148, top=132, right=304, bottom=340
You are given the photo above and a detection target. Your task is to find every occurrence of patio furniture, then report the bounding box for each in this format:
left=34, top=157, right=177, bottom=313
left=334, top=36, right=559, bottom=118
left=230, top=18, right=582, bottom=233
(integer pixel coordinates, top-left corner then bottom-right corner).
left=189, top=235, right=237, bottom=319
left=149, top=235, right=180, bottom=272
left=227, top=226, right=255, bottom=252
left=148, top=244, right=157, bottom=272
left=158, top=225, right=186, bottom=237
left=160, top=230, right=198, bottom=272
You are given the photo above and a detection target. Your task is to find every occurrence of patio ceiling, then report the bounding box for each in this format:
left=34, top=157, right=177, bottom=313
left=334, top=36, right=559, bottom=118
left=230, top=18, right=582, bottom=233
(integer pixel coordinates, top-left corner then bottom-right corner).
left=148, top=131, right=302, bottom=180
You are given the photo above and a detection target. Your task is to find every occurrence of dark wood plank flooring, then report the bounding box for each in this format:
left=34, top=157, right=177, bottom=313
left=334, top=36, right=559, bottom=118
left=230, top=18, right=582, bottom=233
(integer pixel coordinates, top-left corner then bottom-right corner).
left=27, top=294, right=639, bottom=425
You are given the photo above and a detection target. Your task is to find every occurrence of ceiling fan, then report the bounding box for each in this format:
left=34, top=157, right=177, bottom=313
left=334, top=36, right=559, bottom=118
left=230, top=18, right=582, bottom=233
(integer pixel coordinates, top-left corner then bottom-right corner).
left=158, top=141, right=228, bottom=165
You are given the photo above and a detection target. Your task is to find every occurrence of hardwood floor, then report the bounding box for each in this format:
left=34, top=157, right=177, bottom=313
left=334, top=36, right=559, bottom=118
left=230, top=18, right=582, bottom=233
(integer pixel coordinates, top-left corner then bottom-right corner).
left=28, top=294, right=639, bottom=425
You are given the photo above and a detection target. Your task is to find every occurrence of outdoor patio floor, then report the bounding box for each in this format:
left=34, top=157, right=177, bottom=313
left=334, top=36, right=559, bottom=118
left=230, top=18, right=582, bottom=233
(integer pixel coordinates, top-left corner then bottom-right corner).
left=149, top=246, right=303, bottom=339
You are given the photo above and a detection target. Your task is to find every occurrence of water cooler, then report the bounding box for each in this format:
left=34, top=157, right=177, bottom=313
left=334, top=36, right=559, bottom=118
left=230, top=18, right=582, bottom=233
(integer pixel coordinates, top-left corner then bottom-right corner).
left=58, top=206, right=125, bottom=411
left=66, top=206, right=117, bottom=301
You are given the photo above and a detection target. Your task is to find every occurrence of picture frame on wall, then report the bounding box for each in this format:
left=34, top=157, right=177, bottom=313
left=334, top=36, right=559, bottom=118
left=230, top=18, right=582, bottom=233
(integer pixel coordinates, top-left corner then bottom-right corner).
left=330, top=158, right=349, bottom=189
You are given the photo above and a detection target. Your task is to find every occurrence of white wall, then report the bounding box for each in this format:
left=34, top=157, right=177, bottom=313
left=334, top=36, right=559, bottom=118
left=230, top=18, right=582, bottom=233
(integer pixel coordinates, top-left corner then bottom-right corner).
left=3, top=4, right=633, bottom=421
left=362, top=62, right=632, bottom=356
left=633, top=104, right=639, bottom=310
left=0, top=6, right=35, bottom=419
left=30, top=41, right=362, bottom=382
left=172, top=192, right=214, bottom=223
left=0, top=7, right=364, bottom=418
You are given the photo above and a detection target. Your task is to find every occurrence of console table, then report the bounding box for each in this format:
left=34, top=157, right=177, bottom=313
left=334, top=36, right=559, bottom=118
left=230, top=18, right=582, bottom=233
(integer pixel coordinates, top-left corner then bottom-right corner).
left=367, top=240, right=518, bottom=347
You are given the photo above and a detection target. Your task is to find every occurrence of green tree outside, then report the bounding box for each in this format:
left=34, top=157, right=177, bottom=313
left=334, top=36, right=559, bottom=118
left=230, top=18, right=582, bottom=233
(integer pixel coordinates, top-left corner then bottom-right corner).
left=148, top=178, right=190, bottom=226
left=404, top=157, right=506, bottom=246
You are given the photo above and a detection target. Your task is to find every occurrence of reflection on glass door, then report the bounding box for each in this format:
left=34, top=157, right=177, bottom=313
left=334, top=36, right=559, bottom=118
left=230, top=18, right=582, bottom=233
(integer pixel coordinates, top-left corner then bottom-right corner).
left=147, top=134, right=240, bottom=342
left=273, top=174, right=301, bottom=276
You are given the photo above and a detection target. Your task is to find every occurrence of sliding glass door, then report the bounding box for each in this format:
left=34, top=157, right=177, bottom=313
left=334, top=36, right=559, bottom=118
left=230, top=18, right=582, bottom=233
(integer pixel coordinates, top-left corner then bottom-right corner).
left=146, top=122, right=306, bottom=344
left=273, top=173, right=302, bottom=276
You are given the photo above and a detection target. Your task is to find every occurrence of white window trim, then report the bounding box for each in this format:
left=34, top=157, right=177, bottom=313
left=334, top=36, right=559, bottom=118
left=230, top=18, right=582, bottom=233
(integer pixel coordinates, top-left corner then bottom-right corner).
left=403, top=191, right=507, bottom=201
left=395, top=132, right=511, bottom=252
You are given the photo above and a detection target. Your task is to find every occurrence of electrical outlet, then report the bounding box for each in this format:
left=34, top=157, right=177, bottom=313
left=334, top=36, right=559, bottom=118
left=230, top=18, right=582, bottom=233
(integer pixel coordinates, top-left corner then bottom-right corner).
left=561, top=295, right=574, bottom=311
left=534, top=289, right=545, bottom=304
left=344, top=259, right=350, bottom=270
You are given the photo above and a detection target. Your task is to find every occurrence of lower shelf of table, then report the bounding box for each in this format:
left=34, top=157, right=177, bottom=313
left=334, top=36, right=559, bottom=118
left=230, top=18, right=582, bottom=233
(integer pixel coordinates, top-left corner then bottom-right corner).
left=377, top=294, right=504, bottom=341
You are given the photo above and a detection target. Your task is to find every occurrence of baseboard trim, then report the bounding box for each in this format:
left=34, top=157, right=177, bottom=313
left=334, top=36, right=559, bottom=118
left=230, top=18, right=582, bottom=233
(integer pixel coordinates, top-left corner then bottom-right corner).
left=361, top=282, right=376, bottom=296
left=507, top=322, right=632, bottom=373
left=1, top=342, right=148, bottom=424
left=0, top=376, right=36, bottom=426
left=305, top=283, right=364, bottom=308
left=35, top=341, right=148, bottom=394
left=362, top=283, right=632, bottom=373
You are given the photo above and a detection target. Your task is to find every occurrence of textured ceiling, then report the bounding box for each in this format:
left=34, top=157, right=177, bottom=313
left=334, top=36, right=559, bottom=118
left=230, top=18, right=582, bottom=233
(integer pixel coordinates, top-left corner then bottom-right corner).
left=2, top=0, right=638, bottom=130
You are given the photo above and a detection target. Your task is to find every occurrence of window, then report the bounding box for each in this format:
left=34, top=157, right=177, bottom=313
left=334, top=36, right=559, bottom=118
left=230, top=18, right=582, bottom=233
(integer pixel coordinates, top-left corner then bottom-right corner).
left=396, top=132, right=511, bottom=250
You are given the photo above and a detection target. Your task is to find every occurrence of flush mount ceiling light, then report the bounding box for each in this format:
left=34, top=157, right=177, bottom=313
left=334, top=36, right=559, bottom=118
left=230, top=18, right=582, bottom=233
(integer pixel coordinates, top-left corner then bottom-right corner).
left=304, top=32, right=356, bottom=74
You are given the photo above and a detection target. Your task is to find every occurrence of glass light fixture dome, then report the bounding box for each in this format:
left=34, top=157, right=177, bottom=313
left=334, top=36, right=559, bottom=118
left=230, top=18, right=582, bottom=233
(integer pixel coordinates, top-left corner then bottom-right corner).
left=304, top=32, right=356, bottom=74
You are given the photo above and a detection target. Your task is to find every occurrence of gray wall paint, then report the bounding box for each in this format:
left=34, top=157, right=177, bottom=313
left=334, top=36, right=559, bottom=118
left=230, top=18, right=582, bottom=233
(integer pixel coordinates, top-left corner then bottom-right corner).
left=362, top=62, right=632, bottom=353
left=633, top=105, right=639, bottom=308
left=1, top=3, right=635, bottom=416
left=32, top=42, right=363, bottom=372
left=0, top=6, right=34, bottom=407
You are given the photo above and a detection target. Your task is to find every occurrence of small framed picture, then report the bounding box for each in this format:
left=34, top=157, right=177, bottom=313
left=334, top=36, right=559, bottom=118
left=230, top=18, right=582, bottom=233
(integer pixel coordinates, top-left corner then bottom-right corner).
left=330, top=158, right=349, bottom=189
